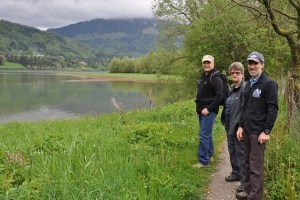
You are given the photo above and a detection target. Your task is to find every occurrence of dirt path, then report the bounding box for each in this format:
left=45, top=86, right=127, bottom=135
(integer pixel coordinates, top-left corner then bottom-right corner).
left=206, top=140, right=240, bottom=200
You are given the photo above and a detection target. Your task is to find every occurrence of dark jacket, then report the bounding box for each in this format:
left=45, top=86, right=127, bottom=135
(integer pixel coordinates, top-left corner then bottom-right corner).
left=240, top=72, right=278, bottom=135
left=195, top=68, right=223, bottom=114
left=222, top=81, right=246, bottom=135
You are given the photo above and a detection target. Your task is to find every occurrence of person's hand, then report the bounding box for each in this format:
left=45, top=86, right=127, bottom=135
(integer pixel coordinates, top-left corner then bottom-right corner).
left=201, top=108, right=210, bottom=115
left=236, top=127, right=244, bottom=141
left=258, top=132, right=270, bottom=144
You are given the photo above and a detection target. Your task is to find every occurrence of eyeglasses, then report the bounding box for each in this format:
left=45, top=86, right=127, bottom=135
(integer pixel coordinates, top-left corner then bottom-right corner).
left=230, top=71, right=242, bottom=75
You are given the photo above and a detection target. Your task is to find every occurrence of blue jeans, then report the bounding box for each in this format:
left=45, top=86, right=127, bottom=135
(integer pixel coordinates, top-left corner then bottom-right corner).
left=198, top=112, right=216, bottom=165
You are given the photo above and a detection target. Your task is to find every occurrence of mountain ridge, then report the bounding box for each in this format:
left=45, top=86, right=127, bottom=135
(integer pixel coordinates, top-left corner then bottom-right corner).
left=0, top=19, right=99, bottom=59
left=47, top=18, right=159, bottom=56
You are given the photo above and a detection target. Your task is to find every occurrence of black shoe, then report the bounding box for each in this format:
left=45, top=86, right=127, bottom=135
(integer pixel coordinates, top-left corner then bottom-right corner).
left=236, top=185, right=245, bottom=193
left=236, top=191, right=248, bottom=200
left=225, top=173, right=240, bottom=182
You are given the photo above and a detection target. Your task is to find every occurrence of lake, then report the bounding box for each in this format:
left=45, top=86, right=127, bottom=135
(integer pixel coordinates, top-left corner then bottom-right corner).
left=0, top=71, right=173, bottom=123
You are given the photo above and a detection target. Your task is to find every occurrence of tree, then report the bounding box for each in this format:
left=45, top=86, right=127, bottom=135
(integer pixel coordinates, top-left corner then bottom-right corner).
left=151, top=0, right=290, bottom=101
left=232, top=0, right=300, bottom=124
left=0, top=55, right=5, bottom=66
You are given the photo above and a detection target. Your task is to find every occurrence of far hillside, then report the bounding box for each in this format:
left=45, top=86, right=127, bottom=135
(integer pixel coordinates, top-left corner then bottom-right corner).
left=0, top=20, right=101, bottom=59
left=47, top=18, right=159, bottom=57
left=0, top=20, right=111, bottom=70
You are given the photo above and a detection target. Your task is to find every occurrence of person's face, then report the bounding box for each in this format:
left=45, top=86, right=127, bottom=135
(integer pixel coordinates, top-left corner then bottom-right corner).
left=247, top=60, right=263, bottom=78
left=202, top=61, right=214, bottom=72
left=230, top=70, right=243, bottom=83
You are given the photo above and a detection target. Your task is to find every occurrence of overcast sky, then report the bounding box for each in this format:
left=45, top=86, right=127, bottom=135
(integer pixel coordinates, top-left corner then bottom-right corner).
left=0, top=0, right=153, bottom=30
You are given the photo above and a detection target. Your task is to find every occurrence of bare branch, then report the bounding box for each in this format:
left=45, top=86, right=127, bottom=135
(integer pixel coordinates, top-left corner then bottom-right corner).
left=288, top=0, right=300, bottom=10
left=273, top=8, right=297, bottom=20
left=262, top=0, right=292, bottom=37
left=168, top=2, right=193, bottom=24
left=231, top=0, right=268, bottom=18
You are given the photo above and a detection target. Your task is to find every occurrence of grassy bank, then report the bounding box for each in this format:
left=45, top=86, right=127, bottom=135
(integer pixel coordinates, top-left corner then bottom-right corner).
left=1, top=97, right=297, bottom=199
left=0, top=100, right=225, bottom=200
left=0, top=62, right=26, bottom=69
left=264, top=98, right=300, bottom=200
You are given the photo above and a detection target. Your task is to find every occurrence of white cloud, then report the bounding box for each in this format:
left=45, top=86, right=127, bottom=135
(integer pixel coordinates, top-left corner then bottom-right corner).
left=0, top=0, right=153, bottom=29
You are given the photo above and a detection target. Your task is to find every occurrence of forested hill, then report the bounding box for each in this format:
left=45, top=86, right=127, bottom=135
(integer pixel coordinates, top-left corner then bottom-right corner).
left=47, top=18, right=159, bottom=56
left=0, top=20, right=98, bottom=59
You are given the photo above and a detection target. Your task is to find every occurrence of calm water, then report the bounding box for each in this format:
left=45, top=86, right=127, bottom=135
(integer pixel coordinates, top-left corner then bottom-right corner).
left=0, top=71, right=171, bottom=123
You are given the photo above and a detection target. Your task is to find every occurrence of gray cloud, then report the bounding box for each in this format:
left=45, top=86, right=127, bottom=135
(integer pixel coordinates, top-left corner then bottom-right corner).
left=0, top=0, right=153, bottom=29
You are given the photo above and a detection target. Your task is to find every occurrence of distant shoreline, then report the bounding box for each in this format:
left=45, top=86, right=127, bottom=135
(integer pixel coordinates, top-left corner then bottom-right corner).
left=0, top=70, right=179, bottom=83
left=62, top=73, right=157, bottom=83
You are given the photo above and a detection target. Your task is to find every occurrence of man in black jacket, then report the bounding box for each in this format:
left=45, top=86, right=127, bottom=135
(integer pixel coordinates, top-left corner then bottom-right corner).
left=193, top=55, right=223, bottom=168
left=236, top=52, right=278, bottom=200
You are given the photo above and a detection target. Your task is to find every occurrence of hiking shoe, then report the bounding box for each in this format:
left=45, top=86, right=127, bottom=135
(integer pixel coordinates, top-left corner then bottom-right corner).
left=236, top=185, right=245, bottom=193
left=225, top=173, right=240, bottom=182
left=236, top=191, right=248, bottom=199
left=193, top=163, right=207, bottom=168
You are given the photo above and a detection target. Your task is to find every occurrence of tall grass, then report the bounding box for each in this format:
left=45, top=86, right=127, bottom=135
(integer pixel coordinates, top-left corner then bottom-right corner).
left=0, top=100, right=224, bottom=199
left=264, top=98, right=300, bottom=200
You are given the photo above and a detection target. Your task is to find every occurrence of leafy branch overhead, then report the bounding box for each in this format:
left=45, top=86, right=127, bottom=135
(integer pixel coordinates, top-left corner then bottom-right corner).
left=231, top=0, right=300, bottom=124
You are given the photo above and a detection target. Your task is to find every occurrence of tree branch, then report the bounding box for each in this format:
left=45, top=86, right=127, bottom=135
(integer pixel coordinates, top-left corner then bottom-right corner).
left=288, top=0, right=300, bottom=10
left=169, top=2, right=193, bottom=24
left=262, top=0, right=292, bottom=37
left=231, top=0, right=268, bottom=18
left=273, top=8, right=297, bottom=20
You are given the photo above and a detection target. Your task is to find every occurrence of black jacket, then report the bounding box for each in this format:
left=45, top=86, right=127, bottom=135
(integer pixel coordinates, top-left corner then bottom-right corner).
left=240, top=72, right=278, bottom=135
left=222, top=81, right=246, bottom=135
left=195, top=68, right=223, bottom=114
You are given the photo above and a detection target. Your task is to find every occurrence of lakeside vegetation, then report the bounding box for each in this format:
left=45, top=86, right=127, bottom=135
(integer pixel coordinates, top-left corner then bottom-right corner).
left=0, top=96, right=298, bottom=199
left=0, top=100, right=225, bottom=199
left=0, top=61, right=25, bottom=69
left=1, top=0, right=299, bottom=199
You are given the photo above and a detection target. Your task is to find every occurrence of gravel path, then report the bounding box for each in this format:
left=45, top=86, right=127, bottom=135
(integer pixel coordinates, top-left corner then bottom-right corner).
left=206, top=140, right=240, bottom=200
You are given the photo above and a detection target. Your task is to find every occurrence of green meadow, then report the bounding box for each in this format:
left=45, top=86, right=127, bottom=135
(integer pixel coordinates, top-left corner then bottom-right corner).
left=0, top=98, right=298, bottom=199
left=0, top=62, right=26, bottom=69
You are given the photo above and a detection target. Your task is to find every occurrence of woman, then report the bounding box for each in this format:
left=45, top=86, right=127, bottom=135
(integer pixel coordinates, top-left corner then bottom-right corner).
left=221, top=62, right=246, bottom=194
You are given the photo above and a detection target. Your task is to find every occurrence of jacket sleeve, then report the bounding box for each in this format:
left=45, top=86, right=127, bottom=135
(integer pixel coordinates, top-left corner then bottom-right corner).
left=238, top=82, right=248, bottom=128
left=207, top=75, right=223, bottom=112
left=263, top=80, right=279, bottom=131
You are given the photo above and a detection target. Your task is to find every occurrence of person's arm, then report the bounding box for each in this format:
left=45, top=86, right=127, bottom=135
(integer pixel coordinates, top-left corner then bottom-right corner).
left=258, top=80, right=278, bottom=144
left=236, top=82, right=247, bottom=141
left=207, top=76, right=223, bottom=112
left=263, top=81, right=279, bottom=133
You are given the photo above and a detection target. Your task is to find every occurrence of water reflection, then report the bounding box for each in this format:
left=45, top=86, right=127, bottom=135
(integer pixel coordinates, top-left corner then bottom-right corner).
left=0, top=71, right=173, bottom=123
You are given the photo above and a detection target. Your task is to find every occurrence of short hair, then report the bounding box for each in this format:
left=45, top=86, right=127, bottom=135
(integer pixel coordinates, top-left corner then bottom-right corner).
left=229, top=62, right=244, bottom=74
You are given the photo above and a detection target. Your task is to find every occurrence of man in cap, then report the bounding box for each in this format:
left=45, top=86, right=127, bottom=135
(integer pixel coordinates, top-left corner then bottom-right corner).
left=194, top=55, right=224, bottom=168
left=236, top=52, right=278, bottom=200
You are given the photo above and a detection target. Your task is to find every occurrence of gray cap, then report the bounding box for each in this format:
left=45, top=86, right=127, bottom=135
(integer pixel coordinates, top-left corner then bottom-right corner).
left=247, top=52, right=264, bottom=63
left=202, top=55, right=214, bottom=63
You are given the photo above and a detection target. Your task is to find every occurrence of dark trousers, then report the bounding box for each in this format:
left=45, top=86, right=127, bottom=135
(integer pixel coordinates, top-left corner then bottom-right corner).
left=244, top=133, right=266, bottom=200
left=227, top=133, right=246, bottom=185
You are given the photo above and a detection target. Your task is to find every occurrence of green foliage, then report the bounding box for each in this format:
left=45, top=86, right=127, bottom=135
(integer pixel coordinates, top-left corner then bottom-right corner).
left=156, top=0, right=290, bottom=100
left=0, top=61, right=25, bottom=69
left=0, top=55, right=5, bottom=66
left=108, top=48, right=184, bottom=75
left=0, top=100, right=224, bottom=199
left=264, top=96, right=299, bottom=200
left=184, top=0, right=289, bottom=74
